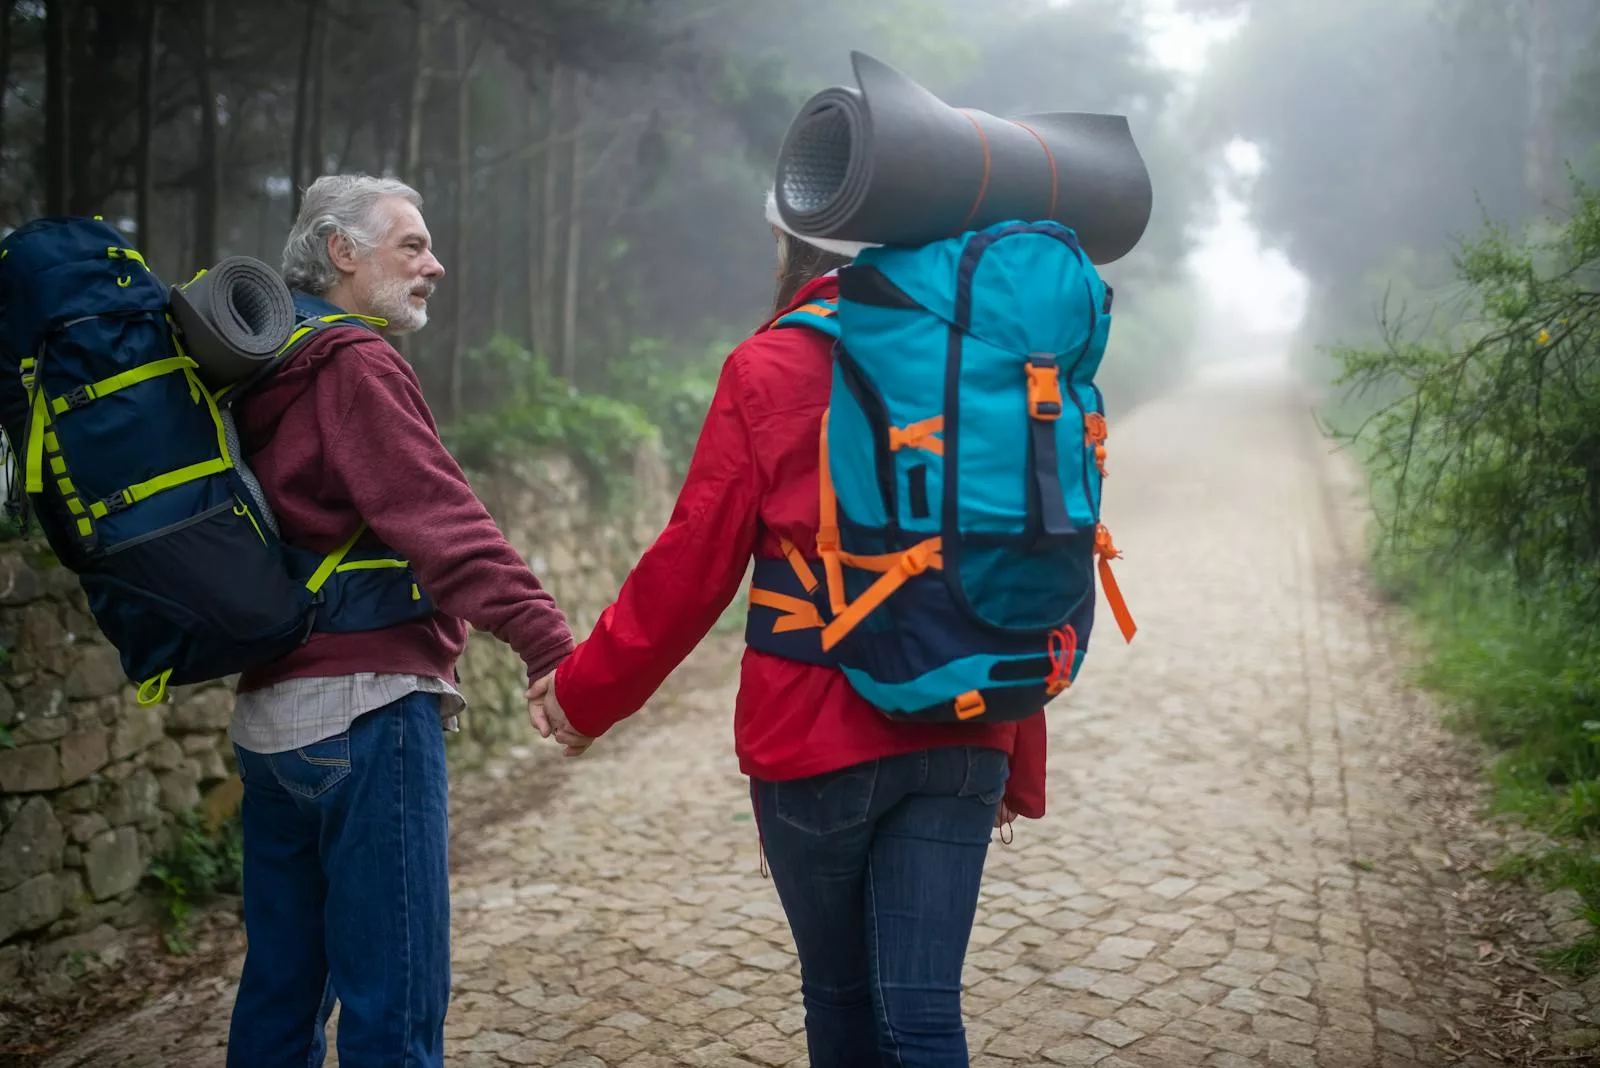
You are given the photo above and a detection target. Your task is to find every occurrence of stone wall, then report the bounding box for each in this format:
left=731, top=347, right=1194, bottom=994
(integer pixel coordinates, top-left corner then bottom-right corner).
left=0, top=442, right=672, bottom=988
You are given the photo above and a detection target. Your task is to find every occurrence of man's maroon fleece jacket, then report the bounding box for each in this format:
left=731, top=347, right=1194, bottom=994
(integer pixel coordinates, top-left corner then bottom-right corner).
left=232, top=324, right=574, bottom=693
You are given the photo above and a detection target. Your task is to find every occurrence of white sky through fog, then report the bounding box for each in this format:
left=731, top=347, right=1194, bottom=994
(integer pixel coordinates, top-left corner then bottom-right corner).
left=1138, top=0, right=1309, bottom=341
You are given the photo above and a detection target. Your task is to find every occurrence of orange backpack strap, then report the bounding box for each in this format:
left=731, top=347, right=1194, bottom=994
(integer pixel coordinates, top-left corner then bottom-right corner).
left=1094, top=524, right=1137, bottom=642
left=815, top=410, right=848, bottom=616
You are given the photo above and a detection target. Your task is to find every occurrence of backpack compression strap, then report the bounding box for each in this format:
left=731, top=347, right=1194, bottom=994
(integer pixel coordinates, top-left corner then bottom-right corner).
left=759, top=302, right=954, bottom=662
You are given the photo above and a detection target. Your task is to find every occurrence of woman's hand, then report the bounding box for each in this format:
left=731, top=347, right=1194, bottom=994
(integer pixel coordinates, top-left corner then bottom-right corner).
left=527, top=673, right=594, bottom=757
left=995, top=801, right=1017, bottom=844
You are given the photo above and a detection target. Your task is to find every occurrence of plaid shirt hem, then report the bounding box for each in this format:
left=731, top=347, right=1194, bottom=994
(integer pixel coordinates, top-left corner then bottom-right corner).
left=230, top=672, right=467, bottom=754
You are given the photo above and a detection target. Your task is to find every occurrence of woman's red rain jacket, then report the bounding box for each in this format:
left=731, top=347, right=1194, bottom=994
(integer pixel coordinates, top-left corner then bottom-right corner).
left=554, top=274, right=1047, bottom=819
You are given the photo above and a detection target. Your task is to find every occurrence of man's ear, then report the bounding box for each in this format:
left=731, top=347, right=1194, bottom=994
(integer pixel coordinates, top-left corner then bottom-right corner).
left=326, top=231, right=361, bottom=276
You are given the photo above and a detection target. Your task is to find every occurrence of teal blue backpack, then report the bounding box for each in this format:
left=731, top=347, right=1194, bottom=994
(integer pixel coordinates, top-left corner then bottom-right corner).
left=745, top=220, right=1137, bottom=724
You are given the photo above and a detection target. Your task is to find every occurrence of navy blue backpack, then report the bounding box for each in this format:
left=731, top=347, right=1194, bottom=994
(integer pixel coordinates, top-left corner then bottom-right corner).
left=0, top=217, right=434, bottom=705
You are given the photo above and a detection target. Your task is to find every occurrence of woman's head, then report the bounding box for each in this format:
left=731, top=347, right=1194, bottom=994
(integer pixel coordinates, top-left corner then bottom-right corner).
left=772, top=229, right=851, bottom=313
left=764, top=189, right=870, bottom=314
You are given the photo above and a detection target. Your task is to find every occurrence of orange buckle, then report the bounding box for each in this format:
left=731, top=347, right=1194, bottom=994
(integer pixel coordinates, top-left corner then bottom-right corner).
left=888, top=417, right=945, bottom=456
left=954, top=691, right=987, bottom=720
left=816, top=527, right=840, bottom=554
left=1026, top=360, right=1062, bottom=421
left=899, top=541, right=939, bottom=576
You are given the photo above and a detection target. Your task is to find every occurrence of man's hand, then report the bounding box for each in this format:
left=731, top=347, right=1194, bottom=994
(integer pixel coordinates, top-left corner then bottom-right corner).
left=526, top=672, right=594, bottom=758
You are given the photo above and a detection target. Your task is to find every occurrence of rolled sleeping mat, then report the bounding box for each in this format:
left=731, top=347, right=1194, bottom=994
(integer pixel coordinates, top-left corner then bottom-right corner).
left=167, top=255, right=298, bottom=391
left=773, top=51, right=1154, bottom=264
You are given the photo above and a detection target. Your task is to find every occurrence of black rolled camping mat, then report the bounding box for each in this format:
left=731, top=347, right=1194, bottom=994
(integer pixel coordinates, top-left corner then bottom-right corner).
left=773, top=52, right=1154, bottom=264
left=168, top=256, right=297, bottom=390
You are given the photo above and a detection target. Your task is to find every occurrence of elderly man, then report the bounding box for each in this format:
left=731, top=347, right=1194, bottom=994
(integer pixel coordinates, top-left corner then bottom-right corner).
left=225, top=174, right=574, bottom=1067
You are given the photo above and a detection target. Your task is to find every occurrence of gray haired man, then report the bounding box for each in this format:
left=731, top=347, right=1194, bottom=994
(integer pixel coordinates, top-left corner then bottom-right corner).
left=224, top=174, right=575, bottom=1066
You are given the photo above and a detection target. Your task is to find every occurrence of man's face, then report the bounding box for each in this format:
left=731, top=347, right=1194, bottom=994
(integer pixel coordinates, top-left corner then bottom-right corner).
left=338, top=197, right=445, bottom=334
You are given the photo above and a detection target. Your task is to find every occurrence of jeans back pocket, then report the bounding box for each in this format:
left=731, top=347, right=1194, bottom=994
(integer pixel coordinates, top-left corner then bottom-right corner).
left=268, top=732, right=353, bottom=800
left=773, top=761, right=879, bottom=836
left=958, top=746, right=1010, bottom=807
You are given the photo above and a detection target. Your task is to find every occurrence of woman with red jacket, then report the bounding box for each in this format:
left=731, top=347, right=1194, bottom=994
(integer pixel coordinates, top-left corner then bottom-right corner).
left=529, top=202, right=1047, bottom=1067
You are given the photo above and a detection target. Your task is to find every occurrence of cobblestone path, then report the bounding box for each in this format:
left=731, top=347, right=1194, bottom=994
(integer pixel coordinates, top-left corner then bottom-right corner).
left=41, top=373, right=1574, bottom=1067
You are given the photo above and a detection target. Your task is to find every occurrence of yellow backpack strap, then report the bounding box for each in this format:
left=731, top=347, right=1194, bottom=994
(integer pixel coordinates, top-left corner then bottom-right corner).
left=305, top=523, right=368, bottom=595
left=213, top=313, right=388, bottom=405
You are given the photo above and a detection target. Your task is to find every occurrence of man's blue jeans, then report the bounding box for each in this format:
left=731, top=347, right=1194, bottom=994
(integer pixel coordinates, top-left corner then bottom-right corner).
left=227, top=691, right=450, bottom=1068
left=752, top=745, right=1009, bottom=1068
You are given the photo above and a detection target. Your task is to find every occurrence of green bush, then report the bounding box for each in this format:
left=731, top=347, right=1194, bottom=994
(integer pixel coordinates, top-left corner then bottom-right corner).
left=146, top=810, right=244, bottom=955
left=1334, top=179, right=1600, bottom=975
left=602, top=337, right=725, bottom=482
left=1333, top=181, right=1600, bottom=606
left=440, top=334, right=661, bottom=507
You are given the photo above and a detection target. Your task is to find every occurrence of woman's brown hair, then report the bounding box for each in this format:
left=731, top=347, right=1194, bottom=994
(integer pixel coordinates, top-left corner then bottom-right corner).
left=772, top=229, right=851, bottom=314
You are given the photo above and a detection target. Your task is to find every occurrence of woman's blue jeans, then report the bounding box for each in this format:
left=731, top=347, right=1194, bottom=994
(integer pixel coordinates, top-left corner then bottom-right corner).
left=752, top=745, right=1009, bottom=1067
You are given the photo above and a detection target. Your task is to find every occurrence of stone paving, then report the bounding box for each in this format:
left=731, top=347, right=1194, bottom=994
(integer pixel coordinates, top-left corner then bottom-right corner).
left=38, top=373, right=1594, bottom=1066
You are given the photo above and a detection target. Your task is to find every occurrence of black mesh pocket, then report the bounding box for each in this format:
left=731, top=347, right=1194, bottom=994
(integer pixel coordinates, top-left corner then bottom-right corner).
left=81, top=499, right=314, bottom=686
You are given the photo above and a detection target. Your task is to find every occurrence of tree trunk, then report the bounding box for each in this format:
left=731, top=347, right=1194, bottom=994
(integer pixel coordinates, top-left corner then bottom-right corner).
left=491, top=146, right=507, bottom=337
left=538, top=63, right=565, bottom=360
left=65, top=0, right=92, bottom=213
left=192, top=0, right=219, bottom=268
left=560, top=74, right=583, bottom=383
left=288, top=0, right=317, bottom=218
left=447, top=16, right=472, bottom=422
left=135, top=0, right=160, bottom=251
left=43, top=0, right=68, bottom=216
left=401, top=0, right=430, bottom=187
left=308, top=0, right=330, bottom=185
left=0, top=0, right=15, bottom=201
left=1523, top=0, right=1563, bottom=210
left=334, top=118, right=358, bottom=172
left=524, top=81, right=543, bottom=355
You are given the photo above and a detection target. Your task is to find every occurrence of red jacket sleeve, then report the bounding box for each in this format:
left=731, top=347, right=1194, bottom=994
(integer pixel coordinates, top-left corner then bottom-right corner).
left=322, top=358, right=575, bottom=681
left=555, top=357, right=761, bottom=737
left=1005, top=711, right=1048, bottom=819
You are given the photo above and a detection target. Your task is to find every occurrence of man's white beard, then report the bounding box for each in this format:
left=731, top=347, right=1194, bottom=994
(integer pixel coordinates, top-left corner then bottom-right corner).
left=367, top=274, right=430, bottom=335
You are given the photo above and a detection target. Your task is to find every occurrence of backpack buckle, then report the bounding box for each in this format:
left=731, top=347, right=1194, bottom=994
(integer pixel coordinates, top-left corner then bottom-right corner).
left=1026, top=357, right=1062, bottom=420
left=98, top=492, right=132, bottom=516
left=898, top=540, right=940, bottom=576
left=954, top=690, right=987, bottom=720
left=61, top=386, right=91, bottom=410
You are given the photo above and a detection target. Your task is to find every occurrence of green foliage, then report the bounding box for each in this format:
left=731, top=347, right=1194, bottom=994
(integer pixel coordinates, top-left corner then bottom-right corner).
left=602, top=338, right=726, bottom=481
left=146, top=812, right=244, bottom=956
left=1336, top=181, right=1600, bottom=973
left=1332, top=182, right=1600, bottom=609
left=1369, top=503, right=1600, bottom=979
left=441, top=335, right=661, bottom=505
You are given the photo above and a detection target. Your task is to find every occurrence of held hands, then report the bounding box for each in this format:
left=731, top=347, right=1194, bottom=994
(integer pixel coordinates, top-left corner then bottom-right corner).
left=526, top=672, right=594, bottom=757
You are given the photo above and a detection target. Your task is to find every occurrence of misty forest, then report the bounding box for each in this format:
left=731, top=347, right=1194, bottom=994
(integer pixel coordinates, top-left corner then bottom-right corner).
left=4, top=0, right=1600, bottom=1063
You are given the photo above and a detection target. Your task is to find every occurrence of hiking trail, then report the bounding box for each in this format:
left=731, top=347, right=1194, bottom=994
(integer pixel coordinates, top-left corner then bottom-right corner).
left=40, top=370, right=1594, bottom=1068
